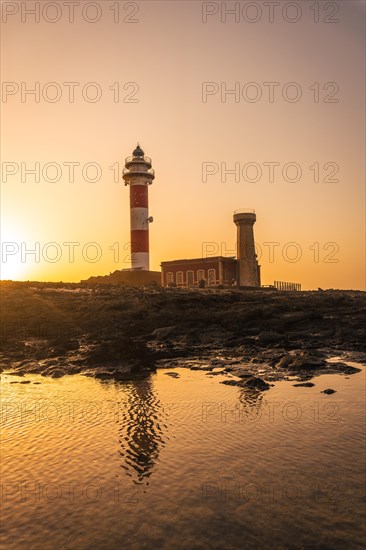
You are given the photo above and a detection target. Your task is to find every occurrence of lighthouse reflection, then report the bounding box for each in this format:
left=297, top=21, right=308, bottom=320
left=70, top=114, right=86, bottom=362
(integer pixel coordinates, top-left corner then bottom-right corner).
left=237, top=386, right=266, bottom=421
left=117, top=377, right=168, bottom=485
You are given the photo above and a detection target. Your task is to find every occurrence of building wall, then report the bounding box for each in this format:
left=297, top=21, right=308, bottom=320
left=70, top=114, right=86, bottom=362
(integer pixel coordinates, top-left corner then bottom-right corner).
left=161, top=258, right=238, bottom=287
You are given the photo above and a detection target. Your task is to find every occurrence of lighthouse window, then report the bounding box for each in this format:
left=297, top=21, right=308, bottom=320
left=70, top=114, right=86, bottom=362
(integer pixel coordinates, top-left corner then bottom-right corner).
left=186, top=271, right=194, bottom=286
left=208, top=269, right=216, bottom=286
left=176, top=272, right=184, bottom=286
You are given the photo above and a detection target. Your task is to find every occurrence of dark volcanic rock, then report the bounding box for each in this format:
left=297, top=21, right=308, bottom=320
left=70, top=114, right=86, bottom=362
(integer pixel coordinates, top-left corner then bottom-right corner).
left=1, top=283, right=365, bottom=382
left=152, top=326, right=178, bottom=341
left=258, top=331, right=283, bottom=344
left=290, top=357, right=325, bottom=371
left=276, top=351, right=326, bottom=372
left=322, top=388, right=336, bottom=394
left=244, top=376, right=271, bottom=391
left=49, top=369, right=67, bottom=379
left=221, top=376, right=270, bottom=391
left=279, top=311, right=319, bottom=323
left=293, top=382, right=315, bottom=387
left=275, top=355, right=294, bottom=369
left=326, top=362, right=361, bottom=375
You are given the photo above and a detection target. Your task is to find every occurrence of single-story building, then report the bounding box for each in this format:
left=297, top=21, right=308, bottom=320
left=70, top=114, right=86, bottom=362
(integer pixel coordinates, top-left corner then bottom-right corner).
left=161, top=256, right=239, bottom=287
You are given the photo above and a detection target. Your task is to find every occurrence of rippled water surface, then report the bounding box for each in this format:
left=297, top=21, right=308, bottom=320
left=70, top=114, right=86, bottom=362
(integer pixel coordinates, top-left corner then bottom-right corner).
left=1, top=363, right=365, bottom=549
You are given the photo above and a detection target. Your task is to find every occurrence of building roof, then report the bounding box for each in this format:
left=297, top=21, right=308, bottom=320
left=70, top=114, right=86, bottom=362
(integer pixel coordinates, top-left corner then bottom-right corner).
left=161, top=256, right=237, bottom=266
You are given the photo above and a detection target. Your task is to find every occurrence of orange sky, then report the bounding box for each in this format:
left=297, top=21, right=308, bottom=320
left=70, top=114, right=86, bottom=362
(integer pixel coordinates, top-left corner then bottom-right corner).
left=1, top=0, right=365, bottom=289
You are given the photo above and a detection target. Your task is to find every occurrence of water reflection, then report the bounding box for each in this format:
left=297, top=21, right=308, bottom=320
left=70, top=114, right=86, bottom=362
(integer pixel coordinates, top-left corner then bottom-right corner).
left=237, top=386, right=266, bottom=422
left=117, top=378, right=168, bottom=485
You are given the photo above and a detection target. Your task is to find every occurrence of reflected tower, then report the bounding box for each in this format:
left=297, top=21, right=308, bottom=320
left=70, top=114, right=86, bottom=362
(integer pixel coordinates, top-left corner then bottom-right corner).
left=118, top=378, right=168, bottom=485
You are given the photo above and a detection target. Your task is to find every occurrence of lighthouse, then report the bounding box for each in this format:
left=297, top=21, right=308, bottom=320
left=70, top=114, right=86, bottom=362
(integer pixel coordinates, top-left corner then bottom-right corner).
left=122, top=144, right=155, bottom=270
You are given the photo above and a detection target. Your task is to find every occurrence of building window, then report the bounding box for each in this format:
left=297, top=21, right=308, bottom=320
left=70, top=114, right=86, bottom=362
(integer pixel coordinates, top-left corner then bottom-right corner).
left=166, top=272, right=174, bottom=284
left=176, top=271, right=184, bottom=286
left=208, top=269, right=216, bottom=286
left=186, top=271, right=194, bottom=286
left=197, top=269, right=205, bottom=283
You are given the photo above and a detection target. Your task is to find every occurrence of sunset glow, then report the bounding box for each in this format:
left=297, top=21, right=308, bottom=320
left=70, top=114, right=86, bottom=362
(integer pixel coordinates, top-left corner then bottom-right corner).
left=1, top=1, right=365, bottom=289
left=1, top=4, right=365, bottom=549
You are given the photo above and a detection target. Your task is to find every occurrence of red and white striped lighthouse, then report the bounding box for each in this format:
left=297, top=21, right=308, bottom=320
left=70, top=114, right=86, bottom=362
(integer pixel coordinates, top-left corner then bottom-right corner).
left=122, top=144, right=155, bottom=270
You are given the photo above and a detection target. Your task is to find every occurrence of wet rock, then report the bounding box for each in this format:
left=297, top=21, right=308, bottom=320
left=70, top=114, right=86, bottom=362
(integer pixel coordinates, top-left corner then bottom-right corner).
left=38, top=359, right=59, bottom=368
left=51, top=339, right=79, bottom=353
left=276, top=351, right=326, bottom=372
left=246, top=327, right=261, bottom=335
left=221, top=376, right=270, bottom=391
left=340, top=351, right=366, bottom=365
left=326, top=362, right=361, bottom=375
left=258, top=331, right=282, bottom=344
left=279, top=311, right=318, bottom=323
left=50, top=369, right=67, bottom=378
left=322, top=388, right=336, bottom=394
left=293, top=382, right=315, bottom=387
left=152, top=326, right=177, bottom=341
left=84, top=336, right=155, bottom=377
left=221, top=379, right=245, bottom=387
left=275, top=355, right=294, bottom=369
left=189, top=365, right=214, bottom=371
left=95, top=366, right=131, bottom=380
left=244, top=376, right=271, bottom=391
left=11, top=361, right=43, bottom=375
left=290, top=356, right=325, bottom=371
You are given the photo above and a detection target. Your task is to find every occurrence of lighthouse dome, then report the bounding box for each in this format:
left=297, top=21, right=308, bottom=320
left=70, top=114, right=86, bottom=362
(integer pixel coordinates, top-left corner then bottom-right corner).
left=132, top=144, right=144, bottom=157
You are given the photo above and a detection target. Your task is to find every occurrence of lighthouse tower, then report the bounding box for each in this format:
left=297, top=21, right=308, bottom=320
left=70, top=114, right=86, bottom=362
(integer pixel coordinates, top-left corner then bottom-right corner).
left=122, top=144, right=155, bottom=270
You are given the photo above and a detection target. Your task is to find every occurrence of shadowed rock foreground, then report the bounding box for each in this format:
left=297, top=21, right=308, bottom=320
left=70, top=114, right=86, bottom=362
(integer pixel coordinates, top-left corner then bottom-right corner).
left=1, top=282, right=365, bottom=387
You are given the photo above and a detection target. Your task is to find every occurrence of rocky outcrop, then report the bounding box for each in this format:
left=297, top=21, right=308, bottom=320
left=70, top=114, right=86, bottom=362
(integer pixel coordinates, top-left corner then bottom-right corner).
left=0, top=282, right=365, bottom=383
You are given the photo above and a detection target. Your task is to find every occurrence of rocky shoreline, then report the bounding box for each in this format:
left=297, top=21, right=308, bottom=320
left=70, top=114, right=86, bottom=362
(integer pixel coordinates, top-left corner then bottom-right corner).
left=1, top=282, right=365, bottom=389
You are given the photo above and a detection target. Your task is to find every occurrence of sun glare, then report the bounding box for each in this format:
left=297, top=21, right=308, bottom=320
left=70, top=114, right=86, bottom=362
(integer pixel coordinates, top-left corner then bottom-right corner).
left=0, top=223, right=31, bottom=281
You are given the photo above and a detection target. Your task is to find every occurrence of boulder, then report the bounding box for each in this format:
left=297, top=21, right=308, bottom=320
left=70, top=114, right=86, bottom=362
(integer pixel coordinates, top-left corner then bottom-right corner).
left=50, top=369, right=67, bottom=378
left=221, top=376, right=270, bottom=391
left=258, top=331, right=282, bottom=344
left=276, top=351, right=326, bottom=372
left=290, top=356, right=325, bottom=371
left=152, top=326, right=178, bottom=341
